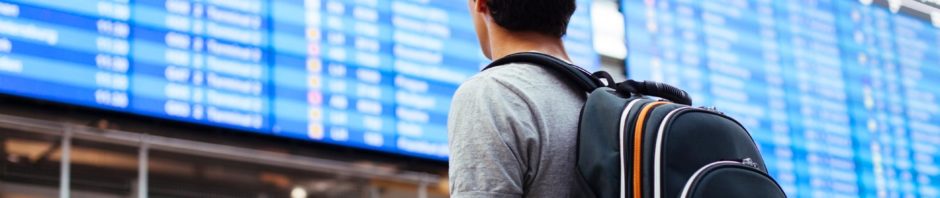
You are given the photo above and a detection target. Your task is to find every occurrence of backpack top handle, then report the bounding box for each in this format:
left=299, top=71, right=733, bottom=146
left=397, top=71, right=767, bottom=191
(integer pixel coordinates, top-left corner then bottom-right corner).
left=617, top=80, right=692, bottom=106
left=483, top=52, right=692, bottom=106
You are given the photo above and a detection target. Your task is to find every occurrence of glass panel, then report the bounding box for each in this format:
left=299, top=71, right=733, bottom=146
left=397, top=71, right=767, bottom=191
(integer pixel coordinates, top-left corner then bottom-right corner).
left=68, top=138, right=139, bottom=197
left=0, top=128, right=64, bottom=198
left=147, top=150, right=372, bottom=198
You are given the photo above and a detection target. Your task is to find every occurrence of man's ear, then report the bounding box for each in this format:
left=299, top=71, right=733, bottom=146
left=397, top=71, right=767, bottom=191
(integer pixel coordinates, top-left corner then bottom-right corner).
left=471, top=0, right=488, bottom=15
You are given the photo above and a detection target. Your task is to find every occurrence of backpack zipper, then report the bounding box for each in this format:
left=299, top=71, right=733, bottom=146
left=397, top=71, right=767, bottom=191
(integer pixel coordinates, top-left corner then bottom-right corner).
left=632, top=101, right=669, bottom=198
left=678, top=160, right=746, bottom=198
left=618, top=100, right=644, bottom=198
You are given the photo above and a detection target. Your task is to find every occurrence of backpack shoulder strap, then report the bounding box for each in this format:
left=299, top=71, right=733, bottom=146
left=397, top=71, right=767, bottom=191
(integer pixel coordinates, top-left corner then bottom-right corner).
left=483, top=52, right=603, bottom=93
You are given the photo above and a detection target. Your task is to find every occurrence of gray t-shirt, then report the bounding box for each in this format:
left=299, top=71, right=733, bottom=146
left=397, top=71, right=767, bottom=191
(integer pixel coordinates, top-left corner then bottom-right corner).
left=448, top=63, right=587, bottom=198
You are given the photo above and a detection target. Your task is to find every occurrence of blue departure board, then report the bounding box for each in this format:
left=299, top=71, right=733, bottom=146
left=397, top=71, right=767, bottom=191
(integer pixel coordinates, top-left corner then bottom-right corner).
left=0, top=0, right=598, bottom=161
left=624, top=0, right=939, bottom=197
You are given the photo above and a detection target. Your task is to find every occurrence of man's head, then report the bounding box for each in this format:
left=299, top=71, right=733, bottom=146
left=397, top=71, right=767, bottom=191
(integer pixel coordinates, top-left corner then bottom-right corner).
left=468, top=0, right=576, bottom=59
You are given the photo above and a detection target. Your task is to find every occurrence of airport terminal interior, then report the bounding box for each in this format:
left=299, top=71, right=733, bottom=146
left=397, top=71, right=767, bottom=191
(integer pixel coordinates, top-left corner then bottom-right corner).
left=0, top=0, right=938, bottom=197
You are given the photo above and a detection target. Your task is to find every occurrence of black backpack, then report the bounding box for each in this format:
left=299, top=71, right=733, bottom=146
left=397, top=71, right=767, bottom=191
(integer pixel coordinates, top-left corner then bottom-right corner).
left=485, top=52, right=786, bottom=198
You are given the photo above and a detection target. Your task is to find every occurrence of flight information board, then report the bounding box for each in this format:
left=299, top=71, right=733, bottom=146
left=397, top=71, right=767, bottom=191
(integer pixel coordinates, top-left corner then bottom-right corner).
left=624, top=0, right=939, bottom=197
left=0, top=0, right=598, bottom=161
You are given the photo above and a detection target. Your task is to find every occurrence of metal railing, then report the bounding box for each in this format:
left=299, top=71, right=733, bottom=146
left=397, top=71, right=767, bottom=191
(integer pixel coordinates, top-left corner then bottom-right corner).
left=0, top=113, right=441, bottom=198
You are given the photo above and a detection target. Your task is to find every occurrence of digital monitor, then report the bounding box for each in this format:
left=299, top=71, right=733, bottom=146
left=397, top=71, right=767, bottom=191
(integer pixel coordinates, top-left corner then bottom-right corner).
left=0, top=0, right=598, bottom=161
left=624, top=0, right=940, bottom=196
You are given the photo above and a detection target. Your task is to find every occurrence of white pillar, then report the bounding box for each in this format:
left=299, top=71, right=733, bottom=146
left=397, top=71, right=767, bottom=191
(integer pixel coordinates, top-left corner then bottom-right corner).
left=59, top=127, right=72, bottom=198
left=138, top=143, right=149, bottom=198
left=418, top=182, right=428, bottom=198
left=369, top=184, right=381, bottom=198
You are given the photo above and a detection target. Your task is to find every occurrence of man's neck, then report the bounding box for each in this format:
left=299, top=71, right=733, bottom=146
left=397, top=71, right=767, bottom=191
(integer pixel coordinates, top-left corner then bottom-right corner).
left=488, top=29, right=571, bottom=63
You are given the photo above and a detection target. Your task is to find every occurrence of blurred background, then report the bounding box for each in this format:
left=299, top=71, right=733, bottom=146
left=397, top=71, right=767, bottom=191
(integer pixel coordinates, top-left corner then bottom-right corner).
left=0, top=0, right=936, bottom=197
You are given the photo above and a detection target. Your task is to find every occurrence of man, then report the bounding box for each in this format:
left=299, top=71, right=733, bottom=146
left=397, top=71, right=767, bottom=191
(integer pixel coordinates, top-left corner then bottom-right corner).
left=448, top=0, right=587, bottom=197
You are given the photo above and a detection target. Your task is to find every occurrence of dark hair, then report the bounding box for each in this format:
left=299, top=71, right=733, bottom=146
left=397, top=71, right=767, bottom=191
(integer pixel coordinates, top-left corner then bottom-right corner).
left=486, top=0, right=576, bottom=37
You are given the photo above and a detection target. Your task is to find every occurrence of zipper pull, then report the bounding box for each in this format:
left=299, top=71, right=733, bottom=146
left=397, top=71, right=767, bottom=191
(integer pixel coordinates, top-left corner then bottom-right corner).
left=700, top=106, right=724, bottom=114
left=741, top=158, right=759, bottom=169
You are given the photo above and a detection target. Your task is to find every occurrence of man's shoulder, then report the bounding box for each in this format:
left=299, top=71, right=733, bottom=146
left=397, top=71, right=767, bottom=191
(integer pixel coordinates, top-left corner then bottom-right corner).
left=448, top=63, right=588, bottom=198
left=456, top=62, right=572, bottom=98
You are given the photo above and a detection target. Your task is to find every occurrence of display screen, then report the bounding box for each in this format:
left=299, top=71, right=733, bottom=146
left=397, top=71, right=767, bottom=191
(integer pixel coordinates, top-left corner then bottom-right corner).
left=0, top=0, right=598, bottom=161
left=624, top=0, right=939, bottom=197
